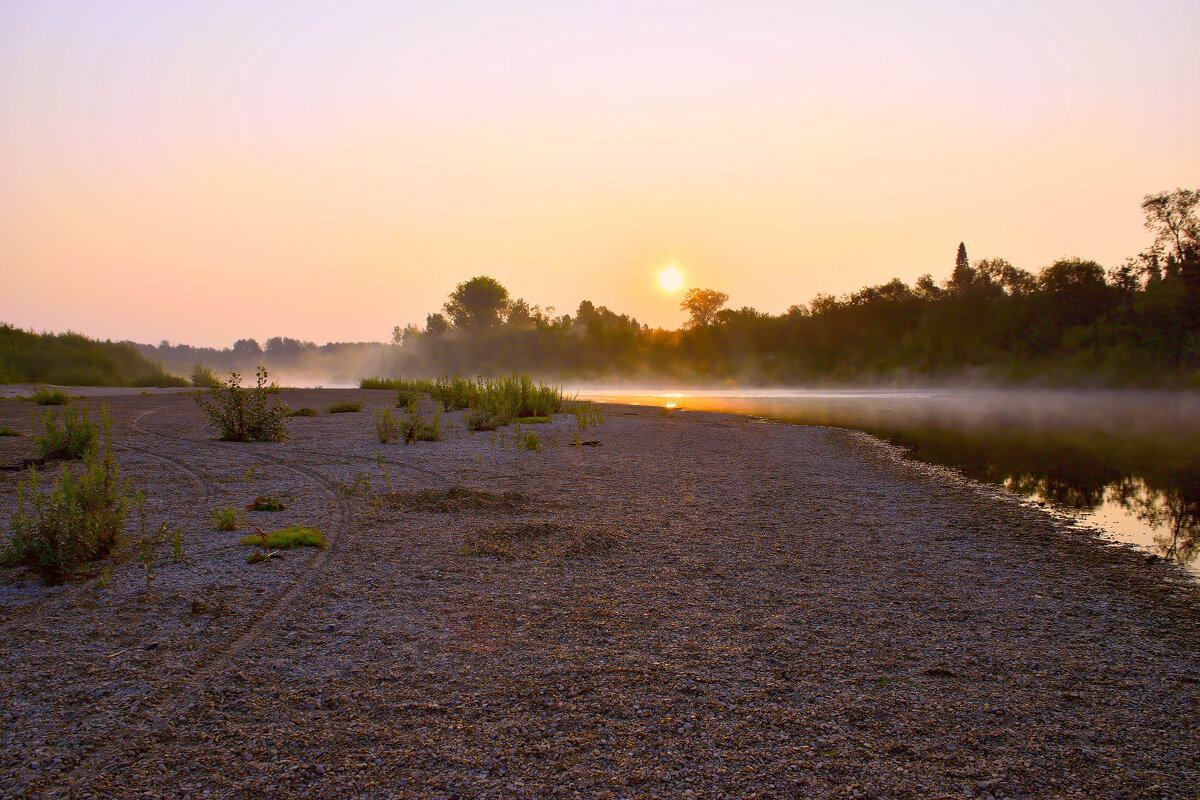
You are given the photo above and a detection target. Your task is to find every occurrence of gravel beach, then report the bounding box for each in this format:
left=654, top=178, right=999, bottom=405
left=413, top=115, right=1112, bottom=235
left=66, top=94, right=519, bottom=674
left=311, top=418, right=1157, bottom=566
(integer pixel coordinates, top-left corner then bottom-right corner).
left=1, top=389, right=1197, bottom=799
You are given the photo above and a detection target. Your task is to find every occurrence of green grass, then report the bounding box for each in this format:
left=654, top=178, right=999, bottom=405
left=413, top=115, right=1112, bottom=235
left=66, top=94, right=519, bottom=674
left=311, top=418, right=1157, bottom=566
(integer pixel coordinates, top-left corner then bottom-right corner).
left=29, top=387, right=69, bottom=405
left=0, top=426, right=19, bottom=436
left=210, top=506, right=245, bottom=531
left=326, top=398, right=363, bottom=413
left=286, top=406, right=319, bottom=417
left=240, top=526, right=326, bottom=550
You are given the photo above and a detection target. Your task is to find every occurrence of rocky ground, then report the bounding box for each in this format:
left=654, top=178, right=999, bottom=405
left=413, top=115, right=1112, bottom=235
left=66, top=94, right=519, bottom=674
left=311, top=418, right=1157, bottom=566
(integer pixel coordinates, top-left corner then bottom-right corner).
left=0, top=388, right=1197, bottom=799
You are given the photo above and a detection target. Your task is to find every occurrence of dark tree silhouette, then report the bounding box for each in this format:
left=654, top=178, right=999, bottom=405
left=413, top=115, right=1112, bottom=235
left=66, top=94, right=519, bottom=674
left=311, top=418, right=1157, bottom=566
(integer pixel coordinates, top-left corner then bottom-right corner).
left=681, top=288, right=729, bottom=327
left=443, top=276, right=511, bottom=329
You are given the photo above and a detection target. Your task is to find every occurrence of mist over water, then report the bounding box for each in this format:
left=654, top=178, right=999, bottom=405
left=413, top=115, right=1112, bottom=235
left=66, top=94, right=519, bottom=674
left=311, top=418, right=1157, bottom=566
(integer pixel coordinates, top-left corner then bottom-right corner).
left=577, top=387, right=1200, bottom=576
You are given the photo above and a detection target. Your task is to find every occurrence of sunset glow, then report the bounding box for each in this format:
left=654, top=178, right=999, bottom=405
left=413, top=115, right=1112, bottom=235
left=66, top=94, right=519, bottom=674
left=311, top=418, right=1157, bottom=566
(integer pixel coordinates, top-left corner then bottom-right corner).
left=658, top=266, right=684, bottom=292
left=1, top=1, right=1198, bottom=346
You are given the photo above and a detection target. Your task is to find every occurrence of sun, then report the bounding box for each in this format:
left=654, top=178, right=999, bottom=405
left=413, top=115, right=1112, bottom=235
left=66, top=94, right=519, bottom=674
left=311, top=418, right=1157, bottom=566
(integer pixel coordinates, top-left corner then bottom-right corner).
left=658, top=265, right=683, bottom=291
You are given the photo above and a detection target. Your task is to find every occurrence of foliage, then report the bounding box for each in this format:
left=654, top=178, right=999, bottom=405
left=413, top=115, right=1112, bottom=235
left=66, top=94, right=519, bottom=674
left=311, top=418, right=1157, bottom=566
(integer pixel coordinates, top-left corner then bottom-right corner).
left=210, top=506, right=245, bottom=531
left=0, top=324, right=187, bottom=387
left=36, top=403, right=99, bottom=460
left=681, top=288, right=730, bottom=327
left=374, top=407, right=403, bottom=444
left=443, top=276, right=510, bottom=329
left=3, top=411, right=131, bottom=584
left=521, top=432, right=541, bottom=452
left=286, top=406, right=319, bottom=417
left=326, top=397, right=363, bottom=413
left=196, top=367, right=289, bottom=442
left=569, top=400, right=605, bottom=430
left=0, top=426, right=19, bottom=436
left=190, top=363, right=220, bottom=388
left=240, top=526, right=326, bottom=550
left=245, top=496, right=286, bottom=512
left=29, top=386, right=69, bottom=405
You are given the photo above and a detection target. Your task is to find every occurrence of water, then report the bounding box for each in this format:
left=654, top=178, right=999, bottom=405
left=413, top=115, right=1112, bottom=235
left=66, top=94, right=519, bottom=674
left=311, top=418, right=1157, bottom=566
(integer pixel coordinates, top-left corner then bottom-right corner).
left=577, top=387, right=1200, bottom=577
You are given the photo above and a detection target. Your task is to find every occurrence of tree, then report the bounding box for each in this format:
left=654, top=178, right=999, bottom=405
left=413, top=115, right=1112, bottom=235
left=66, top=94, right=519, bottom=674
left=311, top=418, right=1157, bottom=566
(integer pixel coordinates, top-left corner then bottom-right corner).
left=1142, top=189, right=1199, bottom=264
left=443, top=276, right=510, bottom=329
left=950, top=242, right=973, bottom=291
left=681, top=288, right=729, bottom=327
left=425, top=313, right=450, bottom=336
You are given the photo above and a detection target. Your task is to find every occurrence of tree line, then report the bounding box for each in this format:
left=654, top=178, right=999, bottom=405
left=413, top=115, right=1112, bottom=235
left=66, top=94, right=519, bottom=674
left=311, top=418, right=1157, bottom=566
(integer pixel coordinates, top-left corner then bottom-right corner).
left=387, top=189, right=1200, bottom=385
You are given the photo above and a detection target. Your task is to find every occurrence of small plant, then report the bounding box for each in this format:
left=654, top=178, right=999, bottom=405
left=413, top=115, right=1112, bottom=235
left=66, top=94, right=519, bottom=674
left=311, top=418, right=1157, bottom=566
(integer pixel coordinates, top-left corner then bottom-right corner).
left=210, top=506, right=245, bottom=531
left=0, top=426, right=20, bottom=437
left=140, top=390, right=152, bottom=397
left=169, top=526, right=185, bottom=562
left=395, top=388, right=422, bottom=408
left=3, top=410, right=131, bottom=585
left=35, top=404, right=99, bottom=460
left=335, top=472, right=370, bottom=499
left=521, top=432, right=541, bottom=452
left=96, top=565, right=112, bottom=588
left=397, top=405, right=442, bottom=443
left=326, top=398, right=363, bottom=413
left=190, top=363, right=220, bottom=388
left=286, top=407, right=319, bottom=417
left=376, top=452, right=392, bottom=493
left=239, top=526, right=326, bottom=550
left=245, top=496, right=286, bottom=512
left=375, top=407, right=403, bottom=444
left=570, top=400, right=605, bottom=430
left=28, top=387, right=69, bottom=405
left=196, top=367, right=288, bottom=443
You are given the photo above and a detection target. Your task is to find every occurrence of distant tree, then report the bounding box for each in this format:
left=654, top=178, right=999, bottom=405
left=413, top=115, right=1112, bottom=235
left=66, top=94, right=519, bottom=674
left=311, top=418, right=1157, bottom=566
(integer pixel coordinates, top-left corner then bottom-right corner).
left=950, top=242, right=974, bottom=291
left=681, top=288, right=729, bottom=327
left=1142, top=189, right=1199, bottom=264
left=400, top=324, right=422, bottom=346
left=506, top=297, right=535, bottom=327
left=391, top=325, right=403, bottom=346
left=232, top=338, right=262, bottom=357
left=425, top=313, right=450, bottom=336
left=443, top=276, right=510, bottom=329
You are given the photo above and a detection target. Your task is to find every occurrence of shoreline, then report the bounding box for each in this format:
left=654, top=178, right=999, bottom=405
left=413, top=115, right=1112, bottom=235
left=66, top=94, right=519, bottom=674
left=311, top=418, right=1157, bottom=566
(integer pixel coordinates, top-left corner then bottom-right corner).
left=1, top=390, right=1198, bottom=798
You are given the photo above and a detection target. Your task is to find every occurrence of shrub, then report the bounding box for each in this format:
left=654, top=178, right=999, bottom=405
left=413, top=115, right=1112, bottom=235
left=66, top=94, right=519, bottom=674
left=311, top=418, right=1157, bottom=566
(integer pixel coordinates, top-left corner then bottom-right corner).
left=464, top=406, right=510, bottom=431
left=36, top=404, right=99, bottom=460
left=210, top=506, right=245, bottom=531
left=521, top=432, right=541, bottom=452
left=375, top=407, right=403, bottom=444
left=395, top=388, right=422, bottom=408
left=245, top=496, right=286, bottom=512
left=196, top=367, right=288, bottom=442
left=430, top=374, right=477, bottom=411
left=569, top=399, right=605, bottom=430
left=239, top=526, right=325, bottom=550
left=190, top=363, right=220, bottom=388
left=29, top=387, right=69, bottom=405
left=3, top=411, right=131, bottom=585
left=392, top=405, right=442, bottom=443
left=326, top=398, right=363, bottom=413
left=286, top=406, right=319, bottom=417
left=0, top=426, right=19, bottom=437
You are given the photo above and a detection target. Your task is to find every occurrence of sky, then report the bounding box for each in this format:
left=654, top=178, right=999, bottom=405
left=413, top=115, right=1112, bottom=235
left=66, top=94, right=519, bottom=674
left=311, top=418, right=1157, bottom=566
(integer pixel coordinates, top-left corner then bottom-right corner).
left=2, top=0, right=1198, bottom=347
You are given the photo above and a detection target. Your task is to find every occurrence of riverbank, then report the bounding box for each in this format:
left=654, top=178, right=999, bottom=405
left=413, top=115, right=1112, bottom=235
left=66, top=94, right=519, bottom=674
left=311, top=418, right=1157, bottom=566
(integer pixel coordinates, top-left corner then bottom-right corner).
left=1, top=390, right=1197, bottom=798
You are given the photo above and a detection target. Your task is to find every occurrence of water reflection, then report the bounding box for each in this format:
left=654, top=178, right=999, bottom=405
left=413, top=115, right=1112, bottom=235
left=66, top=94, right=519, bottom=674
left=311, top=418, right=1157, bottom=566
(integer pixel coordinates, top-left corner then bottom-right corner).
left=582, top=389, right=1200, bottom=574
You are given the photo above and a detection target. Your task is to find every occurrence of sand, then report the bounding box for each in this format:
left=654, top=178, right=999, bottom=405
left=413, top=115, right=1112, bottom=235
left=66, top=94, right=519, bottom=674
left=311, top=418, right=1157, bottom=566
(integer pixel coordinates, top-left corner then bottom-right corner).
left=0, top=389, right=1197, bottom=799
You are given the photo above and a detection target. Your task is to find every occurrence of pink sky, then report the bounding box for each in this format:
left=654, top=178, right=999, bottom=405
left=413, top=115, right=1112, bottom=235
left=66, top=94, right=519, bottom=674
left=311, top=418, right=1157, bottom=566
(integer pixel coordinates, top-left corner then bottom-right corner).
left=2, top=1, right=1198, bottom=347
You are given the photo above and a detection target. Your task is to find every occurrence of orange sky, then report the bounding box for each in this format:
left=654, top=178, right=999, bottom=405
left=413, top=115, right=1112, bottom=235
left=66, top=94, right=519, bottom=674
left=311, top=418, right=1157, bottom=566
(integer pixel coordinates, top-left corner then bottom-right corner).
left=2, top=1, right=1198, bottom=347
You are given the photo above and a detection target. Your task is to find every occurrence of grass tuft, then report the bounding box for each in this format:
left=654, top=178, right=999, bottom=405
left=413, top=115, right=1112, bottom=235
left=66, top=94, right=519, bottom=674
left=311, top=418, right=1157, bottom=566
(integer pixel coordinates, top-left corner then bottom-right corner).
left=36, top=404, right=99, bottom=460
left=29, top=387, right=69, bottom=405
left=210, top=506, right=245, bottom=531
left=286, top=406, right=319, bottom=417
left=0, top=426, right=20, bottom=437
left=326, top=398, right=363, bottom=413
left=240, top=526, right=325, bottom=549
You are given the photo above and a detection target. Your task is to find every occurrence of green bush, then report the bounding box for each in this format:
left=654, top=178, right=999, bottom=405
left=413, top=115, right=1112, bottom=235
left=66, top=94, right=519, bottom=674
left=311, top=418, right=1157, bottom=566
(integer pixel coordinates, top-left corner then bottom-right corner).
left=391, top=405, right=442, bottom=443
left=0, top=426, right=19, bottom=437
left=210, top=506, right=245, bottom=531
left=196, top=367, right=288, bottom=442
left=431, top=374, right=477, bottom=411
left=29, top=387, right=69, bottom=405
left=239, top=526, right=325, bottom=550
left=36, top=404, right=99, bottom=460
left=285, top=406, right=319, bottom=417
left=375, top=407, right=403, bottom=444
left=3, top=411, right=131, bottom=585
left=190, top=363, right=220, bottom=388
left=326, top=398, right=363, bottom=413
left=521, top=432, right=541, bottom=452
